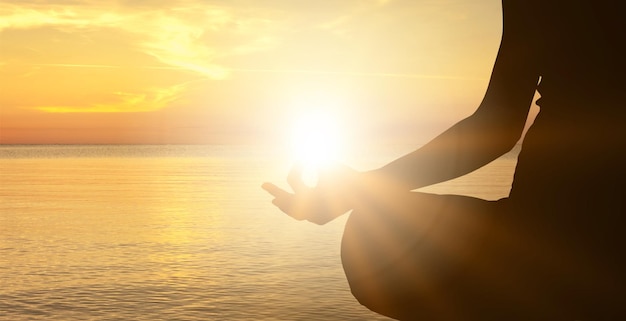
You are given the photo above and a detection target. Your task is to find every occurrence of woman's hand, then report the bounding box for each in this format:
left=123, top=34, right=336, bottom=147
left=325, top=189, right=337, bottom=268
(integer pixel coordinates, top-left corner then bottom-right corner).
left=262, top=163, right=360, bottom=225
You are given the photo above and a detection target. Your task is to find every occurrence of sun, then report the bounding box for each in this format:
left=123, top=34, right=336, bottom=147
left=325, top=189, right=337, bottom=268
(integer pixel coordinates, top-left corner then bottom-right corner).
left=292, top=110, right=340, bottom=165
left=290, top=107, right=344, bottom=186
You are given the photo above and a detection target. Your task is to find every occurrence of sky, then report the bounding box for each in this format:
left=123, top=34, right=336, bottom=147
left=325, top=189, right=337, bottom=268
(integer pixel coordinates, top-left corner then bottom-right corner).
left=0, top=0, right=503, bottom=145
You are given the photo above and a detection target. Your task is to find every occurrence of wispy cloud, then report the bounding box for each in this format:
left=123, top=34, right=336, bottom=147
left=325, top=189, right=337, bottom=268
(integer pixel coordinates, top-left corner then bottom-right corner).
left=0, top=1, right=292, bottom=113
left=0, top=1, right=287, bottom=79
left=229, top=67, right=486, bottom=81
left=33, top=81, right=192, bottom=113
left=0, top=0, right=420, bottom=79
left=32, top=63, right=180, bottom=70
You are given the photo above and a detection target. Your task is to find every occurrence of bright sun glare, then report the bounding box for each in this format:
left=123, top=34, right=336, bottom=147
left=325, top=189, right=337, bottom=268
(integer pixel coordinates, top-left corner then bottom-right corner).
left=290, top=98, right=345, bottom=186
left=292, top=110, right=340, bottom=166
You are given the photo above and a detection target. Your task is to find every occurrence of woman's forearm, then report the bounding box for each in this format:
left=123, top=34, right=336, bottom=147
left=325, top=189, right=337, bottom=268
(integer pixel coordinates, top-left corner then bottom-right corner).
left=370, top=111, right=523, bottom=191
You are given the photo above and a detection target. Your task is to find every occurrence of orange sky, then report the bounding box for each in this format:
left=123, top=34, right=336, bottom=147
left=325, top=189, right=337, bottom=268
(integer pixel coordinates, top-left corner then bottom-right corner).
left=0, top=0, right=503, bottom=144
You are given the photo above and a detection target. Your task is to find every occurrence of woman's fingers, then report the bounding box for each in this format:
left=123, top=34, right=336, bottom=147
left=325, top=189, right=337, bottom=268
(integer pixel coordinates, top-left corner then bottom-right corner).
left=271, top=197, right=295, bottom=217
left=261, top=182, right=294, bottom=213
left=262, top=182, right=305, bottom=219
left=261, top=182, right=290, bottom=199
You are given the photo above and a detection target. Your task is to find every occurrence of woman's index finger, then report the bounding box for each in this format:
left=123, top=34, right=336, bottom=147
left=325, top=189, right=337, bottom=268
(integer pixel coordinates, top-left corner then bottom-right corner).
left=261, top=182, right=291, bottom=198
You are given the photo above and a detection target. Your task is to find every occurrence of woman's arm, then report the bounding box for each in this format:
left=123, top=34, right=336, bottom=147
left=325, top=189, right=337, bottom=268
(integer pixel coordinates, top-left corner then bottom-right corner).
left=263, top=1, right=541, bottom=224
left=369, top=0, right=541, bottom=191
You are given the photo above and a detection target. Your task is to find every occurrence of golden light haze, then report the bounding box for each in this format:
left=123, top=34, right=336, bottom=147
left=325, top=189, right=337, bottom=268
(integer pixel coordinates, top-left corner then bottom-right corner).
left=0, top=0, right=503, bottom=144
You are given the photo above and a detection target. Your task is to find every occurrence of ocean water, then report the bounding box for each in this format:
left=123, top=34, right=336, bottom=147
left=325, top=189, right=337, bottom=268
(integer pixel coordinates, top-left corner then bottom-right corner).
left=0, top=145, right=518, bottom=320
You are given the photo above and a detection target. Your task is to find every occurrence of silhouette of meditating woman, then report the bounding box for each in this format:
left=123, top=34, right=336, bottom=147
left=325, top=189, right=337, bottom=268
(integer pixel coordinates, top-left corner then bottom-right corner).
left=263, top=0, right=625, bottom=319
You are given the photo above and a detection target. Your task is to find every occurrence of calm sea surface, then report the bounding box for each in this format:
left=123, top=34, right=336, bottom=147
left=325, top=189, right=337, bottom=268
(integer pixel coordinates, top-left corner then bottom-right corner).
left=0, top=145, right=518, bottom=320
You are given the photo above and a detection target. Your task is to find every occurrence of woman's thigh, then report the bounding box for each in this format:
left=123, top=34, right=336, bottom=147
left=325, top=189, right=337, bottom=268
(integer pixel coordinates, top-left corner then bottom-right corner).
left=341, top=192, right=512, bottom=320
left=341, top=192, right=500, bottom=280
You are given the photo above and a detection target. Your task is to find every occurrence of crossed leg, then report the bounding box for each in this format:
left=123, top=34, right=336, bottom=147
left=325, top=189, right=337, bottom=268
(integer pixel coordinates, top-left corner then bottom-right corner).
left=341, top=192, right=625, bottom=320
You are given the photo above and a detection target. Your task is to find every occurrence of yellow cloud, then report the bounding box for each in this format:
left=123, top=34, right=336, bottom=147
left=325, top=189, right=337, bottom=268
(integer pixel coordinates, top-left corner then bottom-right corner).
left=0, top=5, right=119, bottom=30
left=0, top=2, right=285, bottom=79
left=0, top=1, right=415, bottom=82
left=33, top=82, right=190, bottom=113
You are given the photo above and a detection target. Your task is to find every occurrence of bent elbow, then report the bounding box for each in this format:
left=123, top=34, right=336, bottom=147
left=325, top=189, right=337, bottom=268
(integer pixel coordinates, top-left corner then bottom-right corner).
left=497, top=131, right=522, bottom=153
left=484, top=115, right=525, bottom=156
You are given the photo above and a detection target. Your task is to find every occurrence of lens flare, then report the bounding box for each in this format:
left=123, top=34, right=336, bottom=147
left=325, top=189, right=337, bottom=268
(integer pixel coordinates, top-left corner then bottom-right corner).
left=291, top=109, right=342, bottom=186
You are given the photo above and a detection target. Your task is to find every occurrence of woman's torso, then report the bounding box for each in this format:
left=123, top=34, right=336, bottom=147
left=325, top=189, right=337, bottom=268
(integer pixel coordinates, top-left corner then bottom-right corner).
left=508, top=0, right=626, bottom=215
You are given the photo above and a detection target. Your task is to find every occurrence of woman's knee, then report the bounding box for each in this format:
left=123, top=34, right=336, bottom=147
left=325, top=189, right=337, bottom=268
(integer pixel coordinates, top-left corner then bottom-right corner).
left=341, top=209, right=410, bottom=281
left=341, top=209, right=442, bottom=319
